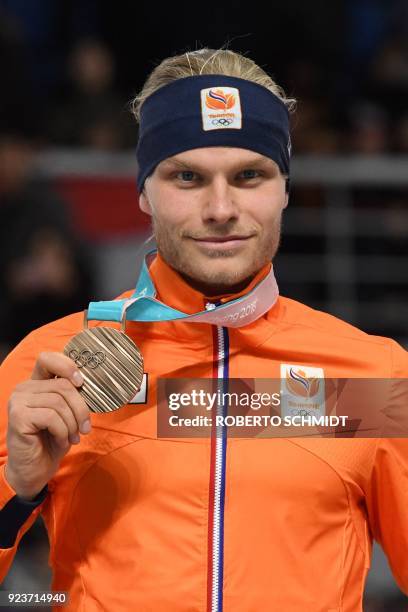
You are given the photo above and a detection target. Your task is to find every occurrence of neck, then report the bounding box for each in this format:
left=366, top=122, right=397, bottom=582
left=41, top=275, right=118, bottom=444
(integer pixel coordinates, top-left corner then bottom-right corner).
left=177, top=270, right=259, bottom=298
left=153, top=252, right=272, bottom=301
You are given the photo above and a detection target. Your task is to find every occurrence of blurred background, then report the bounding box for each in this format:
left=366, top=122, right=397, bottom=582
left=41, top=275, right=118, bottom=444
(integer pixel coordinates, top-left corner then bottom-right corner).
left=0, top=0, right=407, bottom=609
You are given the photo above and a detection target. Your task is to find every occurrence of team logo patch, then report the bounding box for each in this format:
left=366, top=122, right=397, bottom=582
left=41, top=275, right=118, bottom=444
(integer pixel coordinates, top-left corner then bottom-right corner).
left=280, top=364, right=325, bottom=418
left=128, top=373, right=148, bottom=404
left=200, top=87, right=242, bottom=131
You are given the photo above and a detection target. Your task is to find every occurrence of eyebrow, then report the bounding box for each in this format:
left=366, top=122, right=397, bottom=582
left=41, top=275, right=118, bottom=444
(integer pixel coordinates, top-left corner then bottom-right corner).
left=161, top=154, right=278, bottom=171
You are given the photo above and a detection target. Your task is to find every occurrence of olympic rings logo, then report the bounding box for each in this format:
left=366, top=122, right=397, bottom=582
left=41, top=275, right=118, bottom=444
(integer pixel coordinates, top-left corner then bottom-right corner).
left=69, top=348, right=106, bottom=369
left=211, top=118, right=233, bottom=127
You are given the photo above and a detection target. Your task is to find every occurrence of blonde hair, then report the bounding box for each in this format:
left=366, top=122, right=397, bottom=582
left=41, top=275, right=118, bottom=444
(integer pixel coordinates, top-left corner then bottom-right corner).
left=131, top=48, right=296, bottom=122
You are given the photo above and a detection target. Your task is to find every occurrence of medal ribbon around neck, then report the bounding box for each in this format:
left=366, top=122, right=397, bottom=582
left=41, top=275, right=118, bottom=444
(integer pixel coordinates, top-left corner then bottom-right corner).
left=64, top=251, right=279, bottom=413
left=87, top=250, right=279, bottom=328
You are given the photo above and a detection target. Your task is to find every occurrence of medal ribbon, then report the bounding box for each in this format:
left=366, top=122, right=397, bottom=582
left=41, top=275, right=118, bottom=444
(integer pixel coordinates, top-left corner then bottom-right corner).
left=87, top=251, right=279, bottom=329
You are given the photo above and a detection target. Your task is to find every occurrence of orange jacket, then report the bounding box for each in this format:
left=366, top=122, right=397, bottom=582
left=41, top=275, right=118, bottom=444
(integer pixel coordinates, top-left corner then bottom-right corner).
left=0, top=254, right=407, bottom=612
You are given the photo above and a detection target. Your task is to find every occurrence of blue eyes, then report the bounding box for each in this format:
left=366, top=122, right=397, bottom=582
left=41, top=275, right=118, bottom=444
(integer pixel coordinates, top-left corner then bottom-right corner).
left=240, top=169, right=259, bottom=179
left=178, top=171, right=196, bottom=182
left=176, top=170, right=261, bottom=182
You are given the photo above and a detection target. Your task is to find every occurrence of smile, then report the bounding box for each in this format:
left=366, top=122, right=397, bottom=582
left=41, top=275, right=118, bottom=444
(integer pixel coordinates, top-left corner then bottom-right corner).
left=190, top=236, right=254, bottom=250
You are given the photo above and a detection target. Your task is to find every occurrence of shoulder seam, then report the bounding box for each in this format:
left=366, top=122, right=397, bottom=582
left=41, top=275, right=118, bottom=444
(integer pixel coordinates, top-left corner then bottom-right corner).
left=276, top=317, right=393, bottom=348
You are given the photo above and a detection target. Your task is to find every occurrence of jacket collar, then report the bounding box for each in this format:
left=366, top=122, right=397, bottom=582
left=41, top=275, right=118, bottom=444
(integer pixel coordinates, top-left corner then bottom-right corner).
left=149, top=252, right=272, bottom=315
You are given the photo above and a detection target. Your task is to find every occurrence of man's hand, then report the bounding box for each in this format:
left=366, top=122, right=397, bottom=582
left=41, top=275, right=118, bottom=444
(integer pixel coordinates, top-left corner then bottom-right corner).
left=4, top=352, right=91, bottom=501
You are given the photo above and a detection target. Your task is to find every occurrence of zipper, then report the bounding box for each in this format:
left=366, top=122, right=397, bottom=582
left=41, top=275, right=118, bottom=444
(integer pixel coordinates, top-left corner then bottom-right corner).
left=207, top=322, right=229, bottom=612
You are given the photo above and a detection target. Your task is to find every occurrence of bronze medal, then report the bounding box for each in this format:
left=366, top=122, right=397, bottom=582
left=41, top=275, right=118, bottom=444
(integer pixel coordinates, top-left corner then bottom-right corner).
left=64, top=313, right=144, bottom=413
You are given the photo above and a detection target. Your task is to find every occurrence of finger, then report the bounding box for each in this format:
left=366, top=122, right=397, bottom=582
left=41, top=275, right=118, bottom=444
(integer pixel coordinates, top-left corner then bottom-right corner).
left=13, top=407, right=71, bottom=450
left=31, top=352, right=83, bottom=388
left=15, top=378, right=91, bottom=434
left=27, top=393, right=81, bottom=442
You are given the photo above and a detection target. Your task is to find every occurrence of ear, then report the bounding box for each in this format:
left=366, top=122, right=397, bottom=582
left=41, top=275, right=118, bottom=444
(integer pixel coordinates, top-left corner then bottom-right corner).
left=139, top=190, right=152, bottom=215
left=282, top=177, right=290, bottom=209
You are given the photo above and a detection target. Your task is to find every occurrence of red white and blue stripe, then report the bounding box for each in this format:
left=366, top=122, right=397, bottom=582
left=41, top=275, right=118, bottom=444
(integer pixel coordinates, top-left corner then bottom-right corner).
left=208, top=89, right=228, bottom=105
left=207, top=325, right=229, bottom=612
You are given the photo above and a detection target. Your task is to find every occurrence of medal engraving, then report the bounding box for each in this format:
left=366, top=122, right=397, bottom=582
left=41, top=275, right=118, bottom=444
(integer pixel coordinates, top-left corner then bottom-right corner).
left=64, top=327, right=144, bottom=413
left=68, top=348, right=106, bottom=369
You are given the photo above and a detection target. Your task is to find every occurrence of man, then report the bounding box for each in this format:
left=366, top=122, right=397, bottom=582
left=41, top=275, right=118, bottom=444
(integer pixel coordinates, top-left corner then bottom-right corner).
left=0, top=48, right=407, bottom=611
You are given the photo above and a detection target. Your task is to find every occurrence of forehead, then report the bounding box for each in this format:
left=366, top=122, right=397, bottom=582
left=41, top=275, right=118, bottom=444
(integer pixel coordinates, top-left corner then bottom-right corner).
left=158, top=147, right=279, bottom=171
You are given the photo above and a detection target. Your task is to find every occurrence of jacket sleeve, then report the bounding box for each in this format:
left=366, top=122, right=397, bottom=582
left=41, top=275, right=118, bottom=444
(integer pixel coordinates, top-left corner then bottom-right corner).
left=366, top=438, right=408, bottom=594
left=0, top=332, right=48, bottom=583
left=365, top=340, right=408, bottom=595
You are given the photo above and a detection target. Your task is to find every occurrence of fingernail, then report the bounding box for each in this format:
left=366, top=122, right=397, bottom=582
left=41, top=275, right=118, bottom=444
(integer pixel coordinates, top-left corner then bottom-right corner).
left=80, top=419, right=91, bottom=434
left=72, top=371, right=84, bottom=387
left=71, top=433, right=80, bottom=444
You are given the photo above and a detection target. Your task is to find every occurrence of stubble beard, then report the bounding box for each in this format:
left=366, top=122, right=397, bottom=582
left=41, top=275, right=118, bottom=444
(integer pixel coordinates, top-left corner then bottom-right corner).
left=152, top=215, right=283, bottom=295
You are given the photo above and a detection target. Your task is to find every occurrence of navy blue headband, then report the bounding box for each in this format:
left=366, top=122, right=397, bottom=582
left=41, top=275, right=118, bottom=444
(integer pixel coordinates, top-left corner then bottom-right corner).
left=136, top=74, right=291, bottom=192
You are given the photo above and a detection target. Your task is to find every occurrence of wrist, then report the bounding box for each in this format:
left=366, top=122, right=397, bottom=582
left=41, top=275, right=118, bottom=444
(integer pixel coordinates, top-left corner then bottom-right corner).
left=4, top=463, right=46, bottom=501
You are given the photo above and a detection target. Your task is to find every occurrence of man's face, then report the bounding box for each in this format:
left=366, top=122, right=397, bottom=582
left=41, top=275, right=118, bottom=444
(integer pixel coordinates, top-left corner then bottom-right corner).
left=139, top=147, right=288, bottom=295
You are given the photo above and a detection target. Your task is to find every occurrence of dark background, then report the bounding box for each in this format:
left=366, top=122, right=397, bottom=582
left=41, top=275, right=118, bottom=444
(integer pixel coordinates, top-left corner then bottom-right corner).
left=2, top=0, right=408, bottom=153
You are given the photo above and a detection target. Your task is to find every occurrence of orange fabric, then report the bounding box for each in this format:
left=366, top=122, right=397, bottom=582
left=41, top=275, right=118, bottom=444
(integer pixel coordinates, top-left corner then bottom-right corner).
left=0, top=255, right=407, bottom=611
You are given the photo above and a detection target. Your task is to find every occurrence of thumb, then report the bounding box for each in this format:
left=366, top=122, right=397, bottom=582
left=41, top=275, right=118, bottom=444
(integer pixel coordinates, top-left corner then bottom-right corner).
left=31, top=352, right=83, bottom=387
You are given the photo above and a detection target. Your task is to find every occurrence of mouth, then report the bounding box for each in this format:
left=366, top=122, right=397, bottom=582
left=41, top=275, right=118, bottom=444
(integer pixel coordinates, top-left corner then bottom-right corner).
left=189, top=235, right=255, bottom=250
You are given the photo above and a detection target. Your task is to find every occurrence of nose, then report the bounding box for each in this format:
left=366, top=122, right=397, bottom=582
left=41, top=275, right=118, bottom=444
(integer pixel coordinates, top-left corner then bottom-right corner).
left=201, top=177, right=239, bottom=224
